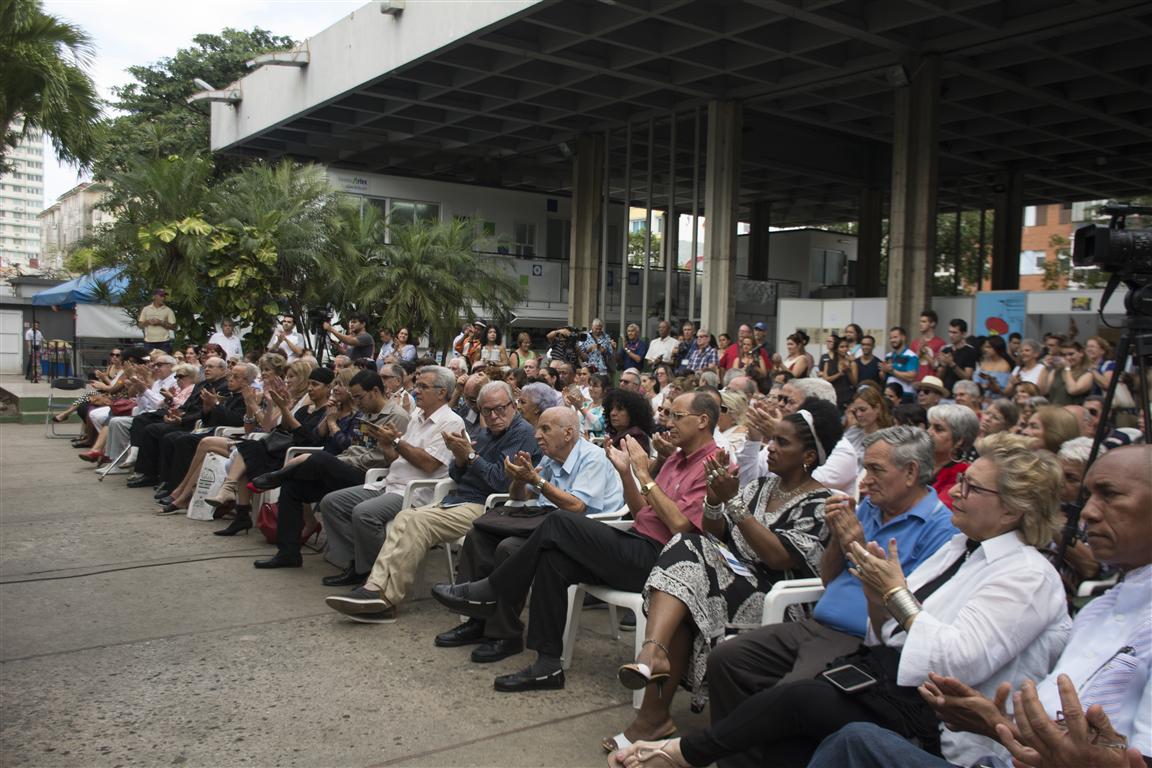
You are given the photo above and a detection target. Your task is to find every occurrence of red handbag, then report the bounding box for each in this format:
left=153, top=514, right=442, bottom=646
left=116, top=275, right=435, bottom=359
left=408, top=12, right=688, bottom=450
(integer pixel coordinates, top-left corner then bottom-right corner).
left=110, top=398, right=137, bottom=416
left=256, top=501, right=279, bottom=544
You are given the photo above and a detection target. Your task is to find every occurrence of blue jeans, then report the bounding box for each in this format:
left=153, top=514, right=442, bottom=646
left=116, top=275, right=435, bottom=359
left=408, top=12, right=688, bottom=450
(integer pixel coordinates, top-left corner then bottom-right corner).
left=808, top=723, right=957, bottom=768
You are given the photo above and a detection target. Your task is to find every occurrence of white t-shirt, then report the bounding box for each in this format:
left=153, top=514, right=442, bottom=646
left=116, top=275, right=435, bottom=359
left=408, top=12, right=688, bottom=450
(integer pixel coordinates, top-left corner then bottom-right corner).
left=208, top=330, right=244, bottom=360
left=266, top=330, right=304, bottom=362
left=24, top=329, right=44, bottom=347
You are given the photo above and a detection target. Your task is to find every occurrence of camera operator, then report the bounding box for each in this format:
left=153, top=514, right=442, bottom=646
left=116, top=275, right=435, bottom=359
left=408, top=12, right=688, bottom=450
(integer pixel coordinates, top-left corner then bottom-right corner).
left=323, top=313, right=375, bottom=362
left=546, top=326, right=583, bottom=367
left=578, top=318, right=615, bottom=374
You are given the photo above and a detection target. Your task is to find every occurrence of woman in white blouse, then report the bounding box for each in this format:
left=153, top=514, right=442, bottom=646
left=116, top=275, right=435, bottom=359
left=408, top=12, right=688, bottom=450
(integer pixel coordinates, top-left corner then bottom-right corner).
left=611, top=433, right=1070, bottom=768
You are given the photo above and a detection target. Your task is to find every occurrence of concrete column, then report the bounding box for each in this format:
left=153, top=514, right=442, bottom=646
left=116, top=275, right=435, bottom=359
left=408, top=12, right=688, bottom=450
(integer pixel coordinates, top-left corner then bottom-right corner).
left=748, top=200, right=771, bottom=281
left=701, top=100, right=742, bottom=336
left=568, top=133, right=604, bottom=327
left=991, top=170, right=1024, bottom=290
left=663, top=210, right=678, bottom=319
left=886, top=55, right=940, bottom=329
left=856, top=186, right=883, bottom=297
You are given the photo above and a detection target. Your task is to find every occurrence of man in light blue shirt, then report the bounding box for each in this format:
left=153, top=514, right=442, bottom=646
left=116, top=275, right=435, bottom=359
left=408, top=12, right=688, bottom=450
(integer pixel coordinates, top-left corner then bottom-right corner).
left=434, top=406, right=624, bottom=663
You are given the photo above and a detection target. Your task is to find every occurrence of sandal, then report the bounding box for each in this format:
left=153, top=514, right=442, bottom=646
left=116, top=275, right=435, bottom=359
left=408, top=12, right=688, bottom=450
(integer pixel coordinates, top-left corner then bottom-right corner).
left=609, top=739, right=687, bottom=768
left=618, top=639, right=672, bottom=692
left=53, top=413, right=71, bottom=423
left=601, top=726, right=676, bottom=754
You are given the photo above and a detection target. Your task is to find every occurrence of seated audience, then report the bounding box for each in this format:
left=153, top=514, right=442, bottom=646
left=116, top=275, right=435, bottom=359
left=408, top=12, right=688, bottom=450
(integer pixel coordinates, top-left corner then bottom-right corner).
left=1022, top=404, right=1081, bottom=454
left=603, top=387, right=656, bottom=455
left=926, top=403, right=980, bottom=508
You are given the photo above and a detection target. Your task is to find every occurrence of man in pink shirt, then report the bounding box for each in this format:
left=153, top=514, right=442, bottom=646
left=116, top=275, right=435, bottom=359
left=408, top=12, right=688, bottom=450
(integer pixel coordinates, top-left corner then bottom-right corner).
left=432, top=391, right=719, bottom=693
left=909, top=309, right=945, bottom=381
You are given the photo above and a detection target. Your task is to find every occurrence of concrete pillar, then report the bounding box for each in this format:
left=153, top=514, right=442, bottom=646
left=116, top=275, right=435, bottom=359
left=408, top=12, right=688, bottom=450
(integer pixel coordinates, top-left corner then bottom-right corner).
left=856, top=186, right=883, bottom=297
left=991, top=170, right=1024, bottom=290
left=886, top=55, right=940, bottom=329
left=568, top=133, right=604, bottom=327
left=701, top=100, right=742, bottom=336
left=663, top=210, right=678, bottom=320
left=748, top=200, right=771, bottom=281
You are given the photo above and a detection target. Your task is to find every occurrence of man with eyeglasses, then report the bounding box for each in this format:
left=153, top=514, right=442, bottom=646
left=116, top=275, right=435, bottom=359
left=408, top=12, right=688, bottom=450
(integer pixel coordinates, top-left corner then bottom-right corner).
left=432, top=405, right=623, bottom=660
left=432, top=391, right=718, bottom=692
left=683, top=328, right=719, bottom=374
left=326, top=381, right=540, bottom=624
left=703, top=426, right=956, bottom=768
left=618, top=369, right=643, bottom=392
left=305, top=366, right=461, bottom=580
left=452, top=372, right=488, bottom=440
left=244, top=370, right=410, bottom=568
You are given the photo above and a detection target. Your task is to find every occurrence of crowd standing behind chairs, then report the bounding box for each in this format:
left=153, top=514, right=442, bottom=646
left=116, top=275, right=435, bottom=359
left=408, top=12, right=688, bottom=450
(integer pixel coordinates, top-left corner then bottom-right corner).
left=49, top=301, right=1149, bottom=768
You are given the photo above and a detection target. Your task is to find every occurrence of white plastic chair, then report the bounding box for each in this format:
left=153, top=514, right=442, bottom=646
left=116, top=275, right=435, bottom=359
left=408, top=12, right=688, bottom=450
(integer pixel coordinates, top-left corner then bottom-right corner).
left=1076, top=574, right=1119, bottom=598
left=760, top=578, right=826, bottom=625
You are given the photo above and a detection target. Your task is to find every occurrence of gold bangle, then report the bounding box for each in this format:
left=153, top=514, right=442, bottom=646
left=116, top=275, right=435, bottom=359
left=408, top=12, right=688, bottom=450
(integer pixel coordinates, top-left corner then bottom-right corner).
left=881, top=585, right=905, bottom=604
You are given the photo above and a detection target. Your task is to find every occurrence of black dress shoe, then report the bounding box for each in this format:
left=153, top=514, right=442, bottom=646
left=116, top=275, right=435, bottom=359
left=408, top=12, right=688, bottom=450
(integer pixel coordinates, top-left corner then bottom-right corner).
left=322, top=565, right=366, bottom=587
left=248, top=467, right=295, bottom=492
left=430, top=582, right=496, bottom=619
left=434, top=618, right=488, bottom=648
left=493, top=665, right=565, bottom=692
left=153, top=486, right=173, bottom=500
left=471, top=637, right=524, bottom=664
left=254, top=554, right=303, bottom=569
left=126, top=475, right=159, bottom=488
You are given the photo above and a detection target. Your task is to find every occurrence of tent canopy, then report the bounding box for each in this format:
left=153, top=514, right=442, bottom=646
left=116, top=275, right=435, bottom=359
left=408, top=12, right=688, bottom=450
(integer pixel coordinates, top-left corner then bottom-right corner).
left=31, top=268, right=127, bottom=307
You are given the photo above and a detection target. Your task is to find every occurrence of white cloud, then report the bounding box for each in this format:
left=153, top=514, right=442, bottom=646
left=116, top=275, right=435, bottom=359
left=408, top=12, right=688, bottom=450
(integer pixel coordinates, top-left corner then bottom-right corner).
left=40, top=0, right=366, bottom=205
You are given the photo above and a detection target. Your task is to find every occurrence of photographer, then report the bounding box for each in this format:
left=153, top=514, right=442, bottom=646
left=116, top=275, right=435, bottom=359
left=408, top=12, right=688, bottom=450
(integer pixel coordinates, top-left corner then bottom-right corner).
left=546, top=326, right=583, bottom=367
left=578, top=318, right=615, bottom=374
left=323, top=313, right=374, bottom=362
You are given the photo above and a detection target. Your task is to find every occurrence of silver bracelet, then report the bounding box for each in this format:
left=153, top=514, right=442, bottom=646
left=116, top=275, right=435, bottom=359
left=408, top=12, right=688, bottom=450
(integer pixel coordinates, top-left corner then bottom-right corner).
left=884, top=587, right=922, bottom=630
left=727, top=497, right=753, bottom=523
left=702, top=500, right=726, bottom=520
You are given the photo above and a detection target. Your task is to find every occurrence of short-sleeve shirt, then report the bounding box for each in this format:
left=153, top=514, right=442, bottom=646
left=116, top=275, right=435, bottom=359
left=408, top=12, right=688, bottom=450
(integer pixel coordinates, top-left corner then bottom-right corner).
left=138, top=304, right=176, bottom=343
left=811, top=489, right=957, bottom=638
left=348, top=332, right=375, bottom=361
left=382, top=404, right=465, bottom=504
left=937, top=343, right=978, bottom=392
left=645, top=336, right=679, bottom=365
left=631, top=440, right=718, bottom=545
left=24, top=329, right=43, bottom=347
left=910, top=336, right=945, bottom=380
left=885, top=347, right=920, bottom=395
left=527, top=437, right=624, bottom=516
left=208, top=331, right=243, bottom=360
left=684, top=345, right=719, bottom=372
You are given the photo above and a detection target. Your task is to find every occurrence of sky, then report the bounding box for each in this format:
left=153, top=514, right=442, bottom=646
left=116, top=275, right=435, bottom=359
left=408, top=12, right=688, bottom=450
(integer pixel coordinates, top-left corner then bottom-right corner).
left=40, top=0, right=366, bottom=205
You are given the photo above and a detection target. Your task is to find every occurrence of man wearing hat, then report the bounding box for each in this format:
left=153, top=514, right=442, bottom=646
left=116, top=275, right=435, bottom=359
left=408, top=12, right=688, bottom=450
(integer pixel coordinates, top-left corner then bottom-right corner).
left=138, top=289, right=176, bottom=352
left=915, top=375, right=950, bottom=409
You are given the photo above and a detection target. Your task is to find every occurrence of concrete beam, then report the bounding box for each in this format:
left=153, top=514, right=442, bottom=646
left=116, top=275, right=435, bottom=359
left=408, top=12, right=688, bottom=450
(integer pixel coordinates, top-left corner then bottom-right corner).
left=568, top=133, right=604, bottom=327
left=701, top=100, right=742, bottom=336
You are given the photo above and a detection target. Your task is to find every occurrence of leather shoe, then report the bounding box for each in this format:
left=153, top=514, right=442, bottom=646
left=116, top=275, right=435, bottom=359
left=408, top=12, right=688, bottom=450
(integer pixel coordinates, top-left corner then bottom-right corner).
left=126, top=475, right=159, bottom=489
left=254, top=554, right=303, bottom=569
left=248, top=467, right=294, bottom=493
left=430, top=582, right=496, bottom=619
left=434, top=618, right=488, bottom=648
left=155, top=503, right=184, bottom=515
left=471, top=637, right=523, bottom=664
left=153, top=486, right=173, bottom=500
left=321, top=565, right=366, bottom=587
left=493, top=665, right=565, bottom=692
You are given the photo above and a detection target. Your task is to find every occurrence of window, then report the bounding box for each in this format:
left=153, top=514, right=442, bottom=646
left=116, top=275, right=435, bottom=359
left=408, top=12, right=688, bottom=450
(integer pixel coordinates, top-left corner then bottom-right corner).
left=1035, top=205, right=1048, bottom=226
left=1023, top=206, right=1037, bottom=227
left=545, top=218, right=570, bottom=261
left=513, top=221, right=536, bottom=257
left=389, top=199, right=440, bottom=227
left=1058, top=204, right=1071, bottom=225
left=1019, top=250, right=1046, bottom=275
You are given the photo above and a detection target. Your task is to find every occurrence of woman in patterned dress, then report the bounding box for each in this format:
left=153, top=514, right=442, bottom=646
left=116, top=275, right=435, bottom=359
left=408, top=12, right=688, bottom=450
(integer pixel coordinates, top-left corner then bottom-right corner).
left=601, top=398, right=843, bottom=753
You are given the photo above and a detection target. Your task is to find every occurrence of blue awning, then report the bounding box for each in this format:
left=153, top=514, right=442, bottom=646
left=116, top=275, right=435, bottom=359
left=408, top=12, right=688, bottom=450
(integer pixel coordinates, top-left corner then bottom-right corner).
left=31, top=268, right=128, bottom=307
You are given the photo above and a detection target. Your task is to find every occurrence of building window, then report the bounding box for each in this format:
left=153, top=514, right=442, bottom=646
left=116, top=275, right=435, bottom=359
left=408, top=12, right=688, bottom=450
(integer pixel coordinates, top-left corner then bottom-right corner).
left=1023, top=206, right=1037, bottom=227
left=388, top=199, right=439, bottom=227
left=545, top=218, right=570, bottom=261
left=1019, top=250, right=1046, bottom=275
left=1035, top=205, right=1048, bottom=226
left=1058, top=204, right=1071, bottom=225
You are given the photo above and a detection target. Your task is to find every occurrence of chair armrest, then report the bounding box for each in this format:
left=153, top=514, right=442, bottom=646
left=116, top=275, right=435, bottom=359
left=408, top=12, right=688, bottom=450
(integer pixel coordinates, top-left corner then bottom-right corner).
left=588, top=505, right=628, bottom=521
left=401, top=478, right=442, bottom=507
left=284, top=446, right=321, bottom=463
left=215, top=426, right=246, bottom=437
left=364, top=467, right=389, bottom=485
left=599, top=519, right=633, bottom=531
left=484, top=493, right=510, bottom=512
left=761, top=578, right=825, bottom=625
left=1076, top=574, right=1119, bottom=597
left=432, top=478, right=458, bottom=504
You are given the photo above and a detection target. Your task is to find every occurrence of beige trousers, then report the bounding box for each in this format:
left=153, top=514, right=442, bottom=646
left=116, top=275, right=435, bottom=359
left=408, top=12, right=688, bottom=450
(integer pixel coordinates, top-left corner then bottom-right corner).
left=366, top=501, right=486, bottom=606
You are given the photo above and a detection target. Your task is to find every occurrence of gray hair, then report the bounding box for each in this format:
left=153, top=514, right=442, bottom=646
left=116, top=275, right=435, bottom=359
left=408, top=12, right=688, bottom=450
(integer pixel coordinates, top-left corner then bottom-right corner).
left=626, top=322, right=640, bottom=333
left=478, top=380, right=514, bottom=404
left=722, top=368, right=743, bottom=387
left=203, top=356, right=228, bottom=370
left=172, top=362, right=200, bottom=381
left=952, top=379, right=980, bottom=398
left=698, top=370, right=720, bottom=388
left=416, top=365, right=458, bottom=397
left=1020, top=338, right=1043, bottom=355
left=788, top=377, right=837, bottom=405
left=384, top=362, right=405, bottom=380
left=154, top=354, right=178, bottom=365
left=928, top=403, right=980, bottom=451
left=1057, top=436, right=1097, bottom=465
left=236, top=362, right=260, bottom=383
left=862, top=426, right=935, bottom=486
left=521, top=381, right=563, bottom=411
left=1027, top=396, right=1050, bottom=409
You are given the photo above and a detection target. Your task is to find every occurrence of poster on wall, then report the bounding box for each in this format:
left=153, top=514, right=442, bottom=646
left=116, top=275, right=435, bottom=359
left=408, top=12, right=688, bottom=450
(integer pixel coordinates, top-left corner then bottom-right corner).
left=975, top=291, right=1027, bottom=337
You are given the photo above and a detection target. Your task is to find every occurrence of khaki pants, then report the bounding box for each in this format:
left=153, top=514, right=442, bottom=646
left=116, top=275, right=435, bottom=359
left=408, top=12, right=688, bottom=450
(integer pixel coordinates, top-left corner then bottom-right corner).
left=366, top=502, right=486, bottom=606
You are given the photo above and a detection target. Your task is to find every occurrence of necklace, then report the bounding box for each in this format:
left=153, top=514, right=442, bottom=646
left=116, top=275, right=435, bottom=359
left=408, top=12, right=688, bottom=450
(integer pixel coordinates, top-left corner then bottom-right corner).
left=770, top=477, right=815, bottom=507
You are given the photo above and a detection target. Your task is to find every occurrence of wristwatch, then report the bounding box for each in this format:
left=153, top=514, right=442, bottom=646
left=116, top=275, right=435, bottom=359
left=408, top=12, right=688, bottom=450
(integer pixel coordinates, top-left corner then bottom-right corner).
left=639, top=480, right=657, bottom=496
left=533, top=476, right=547, bottom=491
left=467, top=451, right=477, bottom=464
left=391, top=437, right=401, bottom=447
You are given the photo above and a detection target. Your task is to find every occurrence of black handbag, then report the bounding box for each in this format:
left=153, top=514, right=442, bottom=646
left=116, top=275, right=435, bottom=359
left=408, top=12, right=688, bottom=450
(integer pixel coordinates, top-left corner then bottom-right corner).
left=471, top=505, right=552, bottom=537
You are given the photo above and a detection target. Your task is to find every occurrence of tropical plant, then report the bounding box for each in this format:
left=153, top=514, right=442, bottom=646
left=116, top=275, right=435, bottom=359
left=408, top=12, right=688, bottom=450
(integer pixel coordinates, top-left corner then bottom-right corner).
left=345, top=217, right=528, bottom=354
left=0, top=0, right=102, bottom=172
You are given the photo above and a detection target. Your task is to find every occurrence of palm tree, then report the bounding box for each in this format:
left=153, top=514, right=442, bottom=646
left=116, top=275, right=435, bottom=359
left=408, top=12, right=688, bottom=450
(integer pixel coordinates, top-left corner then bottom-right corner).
left=348, top=217, right=528, bottom=355
left=0, top=0, right=102, bottom=171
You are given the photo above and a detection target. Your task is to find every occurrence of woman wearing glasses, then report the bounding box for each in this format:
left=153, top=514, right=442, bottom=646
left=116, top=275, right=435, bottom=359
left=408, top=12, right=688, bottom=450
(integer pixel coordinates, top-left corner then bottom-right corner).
left=603, top=398, right=842, bottom=755
left=610, top=434, right=1070, bottom=768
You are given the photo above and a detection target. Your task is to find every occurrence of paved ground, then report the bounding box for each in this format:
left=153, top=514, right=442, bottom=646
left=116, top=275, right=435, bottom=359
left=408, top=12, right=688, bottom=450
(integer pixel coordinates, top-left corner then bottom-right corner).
left=0, top=423, right=707, bottom=767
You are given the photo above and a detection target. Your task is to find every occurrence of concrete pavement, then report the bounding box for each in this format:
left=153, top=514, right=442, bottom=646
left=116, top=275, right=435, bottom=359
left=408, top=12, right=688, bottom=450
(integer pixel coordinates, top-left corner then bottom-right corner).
left=0, top=423, right=706, bottom=767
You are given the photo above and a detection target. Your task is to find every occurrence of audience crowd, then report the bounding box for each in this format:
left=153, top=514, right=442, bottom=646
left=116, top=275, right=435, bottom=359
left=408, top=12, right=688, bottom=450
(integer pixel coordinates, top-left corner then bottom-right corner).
left=54, top=305, right=1149, bottom=768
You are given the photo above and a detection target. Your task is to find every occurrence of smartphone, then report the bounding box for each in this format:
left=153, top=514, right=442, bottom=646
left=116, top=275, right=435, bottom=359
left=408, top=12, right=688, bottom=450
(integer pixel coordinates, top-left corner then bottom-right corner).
left=820, top=664, right=878, bottom=693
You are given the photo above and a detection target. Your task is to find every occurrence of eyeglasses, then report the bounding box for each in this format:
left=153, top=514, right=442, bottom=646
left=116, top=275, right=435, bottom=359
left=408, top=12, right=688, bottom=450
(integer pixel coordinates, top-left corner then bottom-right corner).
left=480, top=401, right=513, bottom=417
left=657, top=407, right=672, bottom=417
left=957, top=473, right=1000, bottom=499
left=109, top=352, right=121, bottom=357
left=670, top=410, right=701, bottom=420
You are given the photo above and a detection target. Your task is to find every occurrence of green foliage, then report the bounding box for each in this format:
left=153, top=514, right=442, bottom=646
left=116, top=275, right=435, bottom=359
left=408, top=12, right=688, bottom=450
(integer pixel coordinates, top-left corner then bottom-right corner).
left=934, top=209, right=995, bottom=296
left=0, top=0, right=102, bottom=172
left=94, top=27, right=293, bottom=178
left=627, top=228, right=662, bottom=268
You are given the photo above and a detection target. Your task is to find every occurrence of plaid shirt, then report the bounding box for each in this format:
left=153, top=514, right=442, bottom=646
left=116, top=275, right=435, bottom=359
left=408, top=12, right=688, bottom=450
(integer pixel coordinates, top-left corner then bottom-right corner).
left=684, top=345, right=718, bottom=372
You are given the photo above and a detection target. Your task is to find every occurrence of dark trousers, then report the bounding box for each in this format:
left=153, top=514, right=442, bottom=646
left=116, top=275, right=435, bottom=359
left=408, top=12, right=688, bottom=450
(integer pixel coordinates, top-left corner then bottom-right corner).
left=487, top=513, right=661, bottom=659
left=134, top=419, right=186, bottom=478
left=457, top=528, right=528, bottom=639
left=145, top=341, right=172, bottom=353
left=160, top=431, right=208, bottom=487
left=679, top=679, right=881, bottom=768
left=275, top=452, right=364, bottom=558
left=705, top=619, right=862, bottom=768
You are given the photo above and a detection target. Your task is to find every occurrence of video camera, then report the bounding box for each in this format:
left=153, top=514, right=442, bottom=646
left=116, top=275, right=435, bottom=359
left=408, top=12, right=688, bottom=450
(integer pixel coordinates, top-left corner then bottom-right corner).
left=1072, top=202, right=1152, bottom=275
left=563, top=326, right=590, bottom=342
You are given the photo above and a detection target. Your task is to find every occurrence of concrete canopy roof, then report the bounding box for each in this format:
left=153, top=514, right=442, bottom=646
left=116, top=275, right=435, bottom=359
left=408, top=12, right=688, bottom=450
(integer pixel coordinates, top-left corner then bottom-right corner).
left=213, top=0, right=1152, bottom=227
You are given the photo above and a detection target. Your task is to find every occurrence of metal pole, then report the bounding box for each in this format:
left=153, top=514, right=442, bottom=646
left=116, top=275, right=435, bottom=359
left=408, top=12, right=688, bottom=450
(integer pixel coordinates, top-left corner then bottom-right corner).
left=642, top=118, right=654, bottom=327
left=618, top=122, right=632, bottom=339
left=664, top=111, right=676, bottom=324
left=977, top=200, right=987, bottom=291
left=688, top=106, right=701, bottom=323
left=952, top=191, right=963, bottom=296
left=599, top=127, right=610, bottom=326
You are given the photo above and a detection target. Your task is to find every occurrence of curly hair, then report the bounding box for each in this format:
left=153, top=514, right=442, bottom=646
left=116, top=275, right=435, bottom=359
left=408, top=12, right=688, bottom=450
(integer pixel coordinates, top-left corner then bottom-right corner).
left=978, top=433, right=1063, bottom=547
left=602, top=387, right=655, bottom=437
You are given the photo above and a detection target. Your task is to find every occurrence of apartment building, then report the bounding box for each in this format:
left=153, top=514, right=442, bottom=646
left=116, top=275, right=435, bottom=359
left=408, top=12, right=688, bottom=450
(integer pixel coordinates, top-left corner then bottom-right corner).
left=0, top=121, right=45, bottom=270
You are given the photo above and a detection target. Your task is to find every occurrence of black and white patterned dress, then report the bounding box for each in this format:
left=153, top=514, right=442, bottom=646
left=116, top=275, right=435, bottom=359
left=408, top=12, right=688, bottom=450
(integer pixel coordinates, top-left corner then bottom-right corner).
left=642, top=476, right=831, bottom=694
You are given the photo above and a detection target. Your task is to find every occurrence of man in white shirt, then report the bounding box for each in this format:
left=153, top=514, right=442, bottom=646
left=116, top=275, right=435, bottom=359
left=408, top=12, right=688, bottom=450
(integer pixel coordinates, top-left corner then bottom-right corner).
left=266, top=316, right=304, bottom=361
left=645, top=319, right=679, bottom=366
left=317, top=366, right=465, bottom=581
left=24, top=321, right=43, bottom=380
left=208, top=319, right=244, bottom=360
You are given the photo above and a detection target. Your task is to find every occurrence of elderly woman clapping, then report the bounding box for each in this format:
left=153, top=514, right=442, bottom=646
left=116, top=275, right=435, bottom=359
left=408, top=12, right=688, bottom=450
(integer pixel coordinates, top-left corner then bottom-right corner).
left=926, top=403, right=980, bottom=509
left=611, top=433, right=1071, bottom=768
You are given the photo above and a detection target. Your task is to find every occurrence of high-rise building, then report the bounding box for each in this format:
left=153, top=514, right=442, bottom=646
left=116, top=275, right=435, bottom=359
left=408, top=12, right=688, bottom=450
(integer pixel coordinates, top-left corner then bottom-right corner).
left=39, top=182, right=113, bottom=271
left=0, top=119, right=45, bottom=270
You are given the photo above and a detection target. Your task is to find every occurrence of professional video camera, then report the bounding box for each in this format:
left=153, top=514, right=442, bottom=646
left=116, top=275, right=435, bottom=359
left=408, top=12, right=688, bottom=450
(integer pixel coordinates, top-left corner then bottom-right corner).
left=563, top=326, right=591, bottom=342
